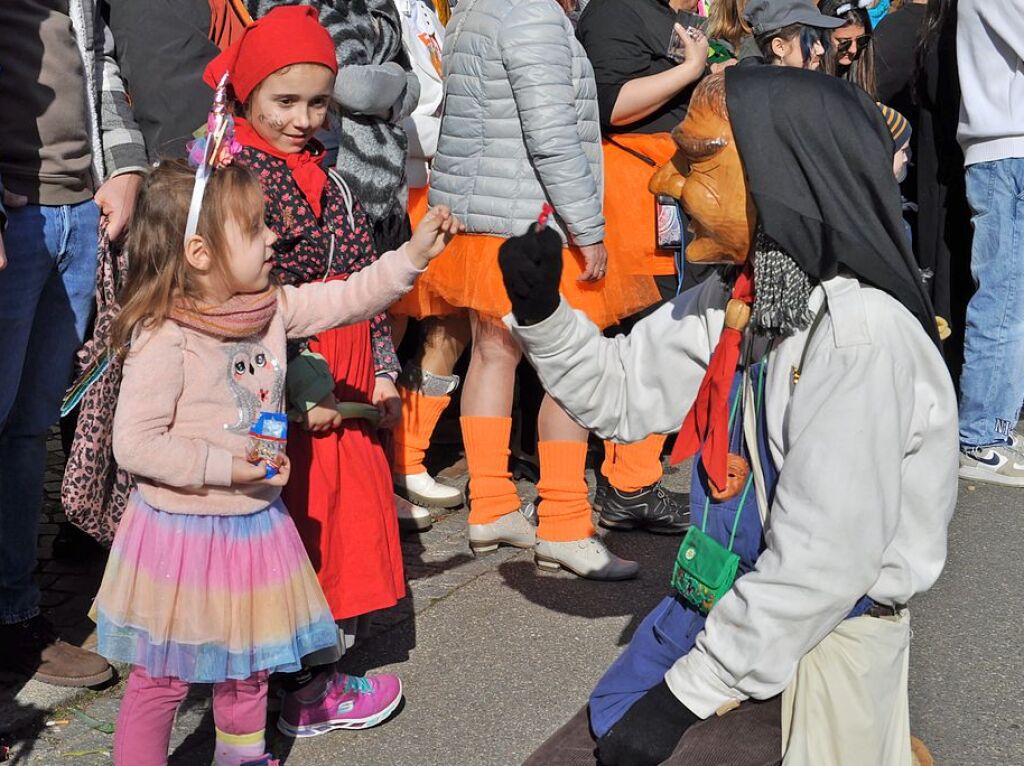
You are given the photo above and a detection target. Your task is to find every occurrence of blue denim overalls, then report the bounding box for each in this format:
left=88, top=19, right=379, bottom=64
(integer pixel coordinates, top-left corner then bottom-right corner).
left=589, top=350, right=872, bottom=737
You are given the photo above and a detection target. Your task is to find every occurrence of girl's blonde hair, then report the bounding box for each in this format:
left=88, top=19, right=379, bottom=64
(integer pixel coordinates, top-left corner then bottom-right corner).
left=708, top=0, right=753, bottom=50
left=111, top=159, right=267, bottom=351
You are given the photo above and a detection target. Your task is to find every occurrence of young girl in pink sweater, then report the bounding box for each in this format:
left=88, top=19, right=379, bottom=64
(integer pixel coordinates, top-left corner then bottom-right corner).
left=90, top=159, right=459, bottom=766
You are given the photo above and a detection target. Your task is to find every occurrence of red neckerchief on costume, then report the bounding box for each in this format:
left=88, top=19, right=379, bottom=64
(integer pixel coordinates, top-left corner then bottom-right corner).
left=669, top=264, right=755, bottom=493
left=169, top=286, right=278, bottom=339
left=235, top=118, right=328, bottom=219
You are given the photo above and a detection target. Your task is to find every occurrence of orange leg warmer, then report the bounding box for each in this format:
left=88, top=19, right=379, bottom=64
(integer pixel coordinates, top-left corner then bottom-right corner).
left=601, top=434, right=667, bottom=493
left=461, top=416, right=521, bottom=525
left=393, top=386, right=451, bottom=475
left=537, top=440, right=595, bottom=542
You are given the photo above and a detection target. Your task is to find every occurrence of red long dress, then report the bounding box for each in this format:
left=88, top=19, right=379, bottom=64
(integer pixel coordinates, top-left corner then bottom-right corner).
left=284, top=315, right=405, bottom=620
left=237, top=143, right=406, bottom=621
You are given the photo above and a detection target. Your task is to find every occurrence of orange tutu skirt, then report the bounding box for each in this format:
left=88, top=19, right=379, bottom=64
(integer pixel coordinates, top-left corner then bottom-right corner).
left=421, top=199, right=660, bottom=330
left=602, top=133, right=681, bottom=278
left=390, top=186, right=460, bottom=319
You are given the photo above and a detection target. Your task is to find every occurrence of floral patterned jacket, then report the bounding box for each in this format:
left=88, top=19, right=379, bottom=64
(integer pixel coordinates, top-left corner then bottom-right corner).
left=238, top=144, right=400, bottom=377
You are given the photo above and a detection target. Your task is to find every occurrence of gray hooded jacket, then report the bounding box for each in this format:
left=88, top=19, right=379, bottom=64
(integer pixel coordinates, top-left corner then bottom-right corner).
left=428, top=0, right=605, bottom=246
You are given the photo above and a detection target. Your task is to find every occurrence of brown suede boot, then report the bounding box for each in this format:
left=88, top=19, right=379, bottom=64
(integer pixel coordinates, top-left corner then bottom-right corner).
left=0, top=615, right=113, bottom=687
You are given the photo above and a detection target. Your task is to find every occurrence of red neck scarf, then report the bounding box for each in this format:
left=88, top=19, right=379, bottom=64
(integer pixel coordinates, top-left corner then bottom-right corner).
left=235, top=118, right=328, bottom=218
left=669, top=264, right=755, bottom=493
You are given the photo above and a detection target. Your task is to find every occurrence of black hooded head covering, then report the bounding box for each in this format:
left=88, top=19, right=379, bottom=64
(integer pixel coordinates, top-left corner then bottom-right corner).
left=723, top=65, right=939, bottom=345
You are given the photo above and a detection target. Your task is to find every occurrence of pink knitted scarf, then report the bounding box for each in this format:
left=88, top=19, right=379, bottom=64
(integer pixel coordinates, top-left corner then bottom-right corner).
left=169, top=286, right=278, bottom=339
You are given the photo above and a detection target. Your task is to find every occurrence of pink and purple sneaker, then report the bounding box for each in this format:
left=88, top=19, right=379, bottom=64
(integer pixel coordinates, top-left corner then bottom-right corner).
left=277, top=672, right=403, bottom=738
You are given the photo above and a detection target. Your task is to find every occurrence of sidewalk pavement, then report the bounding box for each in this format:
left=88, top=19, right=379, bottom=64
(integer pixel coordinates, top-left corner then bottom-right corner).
left=3, top=434, right=1023, bottom=766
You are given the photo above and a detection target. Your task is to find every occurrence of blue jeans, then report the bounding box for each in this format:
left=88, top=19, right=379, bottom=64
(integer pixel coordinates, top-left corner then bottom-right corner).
left=959, top=159, right=1024, bottom=448
left=0, top=201, right=99, bottom=624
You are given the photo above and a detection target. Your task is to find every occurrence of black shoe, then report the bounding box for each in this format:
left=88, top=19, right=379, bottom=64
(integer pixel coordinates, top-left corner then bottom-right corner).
left=592, top=471, right=610, bottom=512
left=598, top=481, right=689, bottom=535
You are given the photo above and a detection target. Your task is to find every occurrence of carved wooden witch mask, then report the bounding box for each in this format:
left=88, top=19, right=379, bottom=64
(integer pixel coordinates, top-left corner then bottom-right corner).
left=649, top=74, right=757, bottom=266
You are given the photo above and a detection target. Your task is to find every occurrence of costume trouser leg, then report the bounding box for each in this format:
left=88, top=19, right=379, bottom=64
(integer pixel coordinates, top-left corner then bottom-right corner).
left=461, top=416, right=521, bottom=525
left=537, top=441, right=595, bottom=542
left=601, top=434, right=667, bottom=492
left=522, top=700, right=782, bottom=766
left=958, top=158, right=1024, bottom=447
left=780, top=613, right=912, bottom=766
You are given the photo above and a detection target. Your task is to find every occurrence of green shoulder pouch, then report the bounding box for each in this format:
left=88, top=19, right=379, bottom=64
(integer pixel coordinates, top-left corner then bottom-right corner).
left=670, top=354, right=771, bottom=615
left=671, top=526, right=741, bottom=615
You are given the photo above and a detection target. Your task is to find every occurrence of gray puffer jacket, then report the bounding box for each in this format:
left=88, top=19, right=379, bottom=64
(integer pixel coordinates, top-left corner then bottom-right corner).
left=428, top=0, right=605, bottom=246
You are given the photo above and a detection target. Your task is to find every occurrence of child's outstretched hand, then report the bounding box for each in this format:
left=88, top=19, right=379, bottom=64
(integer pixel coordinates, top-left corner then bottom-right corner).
left=407, top=205, right=464, bottom=268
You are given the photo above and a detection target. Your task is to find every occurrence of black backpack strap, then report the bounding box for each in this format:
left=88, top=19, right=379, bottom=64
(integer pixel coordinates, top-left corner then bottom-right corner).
left=605, top=135, right=657, bottom=167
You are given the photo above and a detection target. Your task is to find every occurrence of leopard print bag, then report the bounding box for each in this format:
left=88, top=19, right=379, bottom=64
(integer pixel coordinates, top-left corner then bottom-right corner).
left=61, top=228, right=131, bottom=545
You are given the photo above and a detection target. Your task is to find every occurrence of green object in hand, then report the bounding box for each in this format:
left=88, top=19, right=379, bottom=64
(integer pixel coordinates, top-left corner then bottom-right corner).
left=707, top=39, right=736, bottom=64
left=336, top=402, right=381, bottom=425
left=671, top=524, right=741, bottom=615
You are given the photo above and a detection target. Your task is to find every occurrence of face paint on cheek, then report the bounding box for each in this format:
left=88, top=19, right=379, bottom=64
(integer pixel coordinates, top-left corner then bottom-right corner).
left=254, top=109, right=286, bottom=132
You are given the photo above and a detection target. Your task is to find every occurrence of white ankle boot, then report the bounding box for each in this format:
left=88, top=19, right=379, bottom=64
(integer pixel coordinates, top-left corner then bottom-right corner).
left=394, top=471, right=464, bottom=508
left=468, top=505, right=537, bottom=554
left=395, top=494, right=432, bottom=532
left=534, top=536, right=639, bottom=580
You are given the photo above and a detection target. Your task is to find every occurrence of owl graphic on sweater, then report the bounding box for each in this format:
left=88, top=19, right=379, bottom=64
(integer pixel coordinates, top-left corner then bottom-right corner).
left=223, top=342, right=285, bottom=433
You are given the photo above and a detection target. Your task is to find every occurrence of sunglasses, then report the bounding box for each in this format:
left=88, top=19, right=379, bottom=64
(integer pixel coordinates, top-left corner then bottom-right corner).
left=834, top=34, right=872, bottom=58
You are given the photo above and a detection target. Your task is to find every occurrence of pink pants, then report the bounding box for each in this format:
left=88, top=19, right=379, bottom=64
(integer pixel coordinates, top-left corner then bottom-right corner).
left=113, top=666, right=269, bottom=766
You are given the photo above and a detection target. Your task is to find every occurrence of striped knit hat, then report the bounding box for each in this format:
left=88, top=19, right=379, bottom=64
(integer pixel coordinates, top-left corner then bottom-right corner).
left=877, top=103, right=912, bottom=151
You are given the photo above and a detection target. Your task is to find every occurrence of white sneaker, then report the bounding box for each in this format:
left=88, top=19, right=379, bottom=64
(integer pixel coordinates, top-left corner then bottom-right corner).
left=534, top=536, right=639, bottom=580
left=394, top=471, right=464, bottom=509
left=958, top=439, right=1024, bottom=488
left=395, top=494, right=433, bottom=532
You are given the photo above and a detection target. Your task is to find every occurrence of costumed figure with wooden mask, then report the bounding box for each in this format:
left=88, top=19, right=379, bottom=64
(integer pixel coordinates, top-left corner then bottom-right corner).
left=507, top=66, right=955, bottom=766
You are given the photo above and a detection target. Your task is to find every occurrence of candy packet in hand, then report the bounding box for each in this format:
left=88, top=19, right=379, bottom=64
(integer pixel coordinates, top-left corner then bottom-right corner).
left=247, top=412, right=288, bottom=478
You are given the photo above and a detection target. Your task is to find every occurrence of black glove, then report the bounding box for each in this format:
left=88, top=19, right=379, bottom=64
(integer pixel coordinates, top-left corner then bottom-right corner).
left=498, top=224, right=563, bottom=325
left=596, top=681, right=701, bottom=766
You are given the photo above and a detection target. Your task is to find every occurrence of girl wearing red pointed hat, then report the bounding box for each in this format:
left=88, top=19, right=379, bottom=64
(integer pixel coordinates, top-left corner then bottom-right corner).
left=201, top=4, right=444, bottom=739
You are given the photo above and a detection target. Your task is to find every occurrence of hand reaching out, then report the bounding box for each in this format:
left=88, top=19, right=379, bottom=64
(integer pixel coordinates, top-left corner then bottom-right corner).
left=407, top=205, right=464, bottom=268
left=372, top=377, right=402, bottom=429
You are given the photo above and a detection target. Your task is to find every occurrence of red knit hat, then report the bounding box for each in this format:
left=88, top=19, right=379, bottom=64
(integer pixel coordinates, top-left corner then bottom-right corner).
left=203, top=5, right=338, bottom=103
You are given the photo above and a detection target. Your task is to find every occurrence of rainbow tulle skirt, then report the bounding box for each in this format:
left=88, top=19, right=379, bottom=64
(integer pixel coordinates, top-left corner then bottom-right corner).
left=91, top=492, right=339, bottom=683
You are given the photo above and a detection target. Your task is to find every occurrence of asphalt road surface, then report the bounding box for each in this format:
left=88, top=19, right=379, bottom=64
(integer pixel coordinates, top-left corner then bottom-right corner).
left=8, top=470, right=1022, bottom=766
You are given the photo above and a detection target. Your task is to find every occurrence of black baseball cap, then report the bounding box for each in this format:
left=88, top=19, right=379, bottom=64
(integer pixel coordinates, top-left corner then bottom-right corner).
left=743, top=0, right=846, bottom=36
